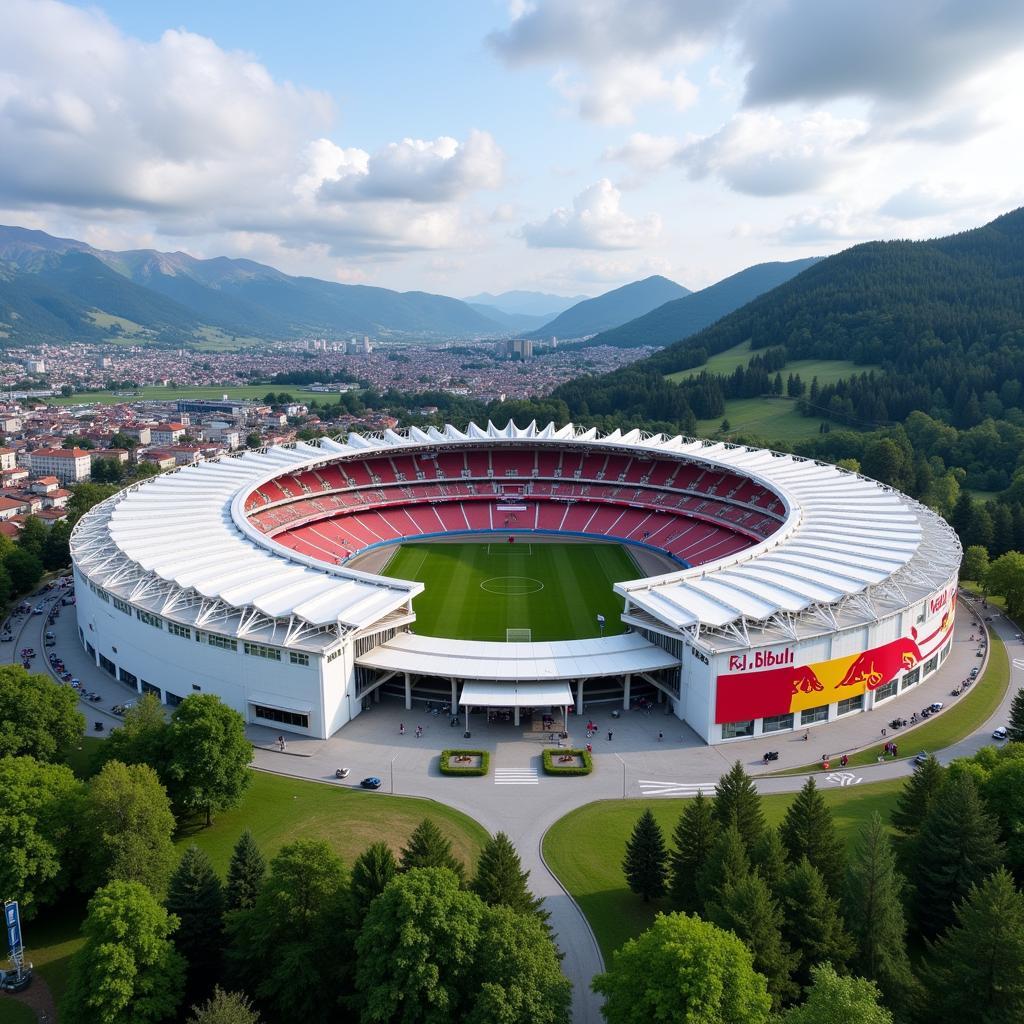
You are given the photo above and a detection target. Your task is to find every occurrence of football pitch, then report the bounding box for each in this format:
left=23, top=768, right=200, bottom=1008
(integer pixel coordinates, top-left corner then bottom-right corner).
left=380, top=541, right=641, bottom=642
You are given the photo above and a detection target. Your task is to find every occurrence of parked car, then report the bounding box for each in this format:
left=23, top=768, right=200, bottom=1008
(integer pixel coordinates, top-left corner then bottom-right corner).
left=32, top=605, right=44, bottom=614
left=928, top=701, right=944, bottom=713
left=360, top=776, right=382, bottom=790
left=993, top=727, right=1009, bottom=741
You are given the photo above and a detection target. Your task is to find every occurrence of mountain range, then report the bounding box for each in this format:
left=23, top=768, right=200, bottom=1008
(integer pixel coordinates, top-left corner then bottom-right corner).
left=463, top=290, right=588, bottom=318
left=525, top=275, right=690, bottom=341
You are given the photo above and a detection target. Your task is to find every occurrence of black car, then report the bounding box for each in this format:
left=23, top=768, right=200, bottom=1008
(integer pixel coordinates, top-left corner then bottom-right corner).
left=360, top=776, right=382, bottom=790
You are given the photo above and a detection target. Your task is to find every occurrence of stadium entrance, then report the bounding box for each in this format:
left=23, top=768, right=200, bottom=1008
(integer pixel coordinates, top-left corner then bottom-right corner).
left=458, top=680, right=573, bottom=730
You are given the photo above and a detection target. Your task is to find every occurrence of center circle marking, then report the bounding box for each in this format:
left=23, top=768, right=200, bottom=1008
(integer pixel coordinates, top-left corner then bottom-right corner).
left=480, top=576, right=545, bottom=596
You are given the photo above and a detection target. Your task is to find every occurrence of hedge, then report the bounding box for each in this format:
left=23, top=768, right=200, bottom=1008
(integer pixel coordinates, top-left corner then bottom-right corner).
left=542, top=748, right=593, bottom=776
left=440, top=749, right=490, bottom=776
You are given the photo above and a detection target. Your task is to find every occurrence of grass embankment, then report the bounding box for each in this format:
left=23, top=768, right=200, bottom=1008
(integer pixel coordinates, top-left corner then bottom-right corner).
left=382, top=541, right=638, bottom=641
left=21, top=767, right=489, bottom=1005
left=543, top=779, right=902, bottom=959
left=770, top=627, right=1010, bottom=776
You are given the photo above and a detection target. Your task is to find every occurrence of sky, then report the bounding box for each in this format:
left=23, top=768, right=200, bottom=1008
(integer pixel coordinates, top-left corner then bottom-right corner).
left=2, top=0, right=1023, bottom=298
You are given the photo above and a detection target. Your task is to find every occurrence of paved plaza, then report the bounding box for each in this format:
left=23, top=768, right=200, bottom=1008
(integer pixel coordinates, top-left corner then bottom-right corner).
left=16, top=586, right=1019, bottom=1024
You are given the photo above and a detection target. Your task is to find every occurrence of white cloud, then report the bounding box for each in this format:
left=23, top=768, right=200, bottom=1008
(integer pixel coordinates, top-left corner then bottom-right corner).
left=679, top=111, right=867, bottom=196
left=521, top=179, right=661, bottom=249
left=775, top=203, right=871, bottom=245
left=552, top=64, right=697, bottom=125
left=877, top=181, right=994, bottom=221
left=604, top=133, right=681, bottom=172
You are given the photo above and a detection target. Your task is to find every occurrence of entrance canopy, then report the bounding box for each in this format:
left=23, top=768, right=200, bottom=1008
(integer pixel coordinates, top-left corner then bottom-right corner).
left=459, top=680, right=573, bottom=707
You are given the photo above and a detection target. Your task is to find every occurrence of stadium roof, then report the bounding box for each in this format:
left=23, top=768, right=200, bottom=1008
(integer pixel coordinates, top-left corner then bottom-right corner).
left=70, top=421, right=960, bottom=654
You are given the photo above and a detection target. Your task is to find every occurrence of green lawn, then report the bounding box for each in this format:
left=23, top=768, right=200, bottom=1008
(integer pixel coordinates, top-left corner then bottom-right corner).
left=695, top=397, right=830, bottom=443
left=543, top=779, right=902, bottom=959
left=51, top=384, right=278, bottom=406
left=381, top=541, right=639, bottom=641
left=0, top=998, right=37, bottom=1024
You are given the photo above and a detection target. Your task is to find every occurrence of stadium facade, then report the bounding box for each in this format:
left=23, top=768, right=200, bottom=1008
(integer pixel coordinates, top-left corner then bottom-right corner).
left=70, top=421, right=961, bottom=744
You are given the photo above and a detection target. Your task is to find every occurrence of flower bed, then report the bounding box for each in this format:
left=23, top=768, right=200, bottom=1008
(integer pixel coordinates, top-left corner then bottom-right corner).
left=542, top=748, right=593, bottom=776
left=439, top=749, right=490, bottom=776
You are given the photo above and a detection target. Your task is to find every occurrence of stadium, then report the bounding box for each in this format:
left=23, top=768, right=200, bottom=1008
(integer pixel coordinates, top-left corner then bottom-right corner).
left=69, top=421, right=961, bottom=744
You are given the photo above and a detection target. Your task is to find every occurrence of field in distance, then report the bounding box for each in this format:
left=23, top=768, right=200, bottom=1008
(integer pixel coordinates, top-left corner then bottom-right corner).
left=50, top=384, right=287, bottom=406
left=381, top=541, right=639, bottom=642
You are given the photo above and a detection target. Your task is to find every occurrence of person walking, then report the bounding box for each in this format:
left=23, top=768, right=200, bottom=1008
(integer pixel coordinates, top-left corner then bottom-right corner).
left=399, top=722, right=405, bottom=736
left=607, top=730, right=613, bottom=741
left=658, top=731, right=663, bottom=742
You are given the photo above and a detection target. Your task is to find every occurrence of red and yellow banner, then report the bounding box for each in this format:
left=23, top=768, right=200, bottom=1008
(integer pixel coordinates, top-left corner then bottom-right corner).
left=714, top=603, right=954, bottom=724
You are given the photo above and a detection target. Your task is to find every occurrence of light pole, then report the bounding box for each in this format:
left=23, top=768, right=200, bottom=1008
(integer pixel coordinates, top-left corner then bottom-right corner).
left=613, top=752, right=626, bottom=799
left=390, top=753, right=398, bottom=795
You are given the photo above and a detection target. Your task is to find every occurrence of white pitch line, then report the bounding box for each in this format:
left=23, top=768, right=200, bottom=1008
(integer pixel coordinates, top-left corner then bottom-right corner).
left=637, top=780, right=717, bottom=789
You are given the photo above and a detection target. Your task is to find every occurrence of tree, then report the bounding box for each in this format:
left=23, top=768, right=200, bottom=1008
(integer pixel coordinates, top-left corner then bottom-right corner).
left=226, top=840, right=350, bottom=1024
left=0, top=755, right=82, bottom=918
left=167, top=846, right=225, bottom=1004
left=0, top=665, right=85, bottom=761
left=66, top=481, right=121, bottom=524
left=245, top=432, right=263, bottom=449
left=987, top=551, right=1024, bottom=620
left=714, top=761, right=765, bottom=852
left=623, top=808, right=669, bottom=902
left=919, top=867, right=1024, bottom=1024
left=781, top=856, right=854, bottom=989
left=961, top=544, right=990, bottom=582
left=592, top=911, right=772, bottom=1024
left=187, top=988, right=261, bottom=1024
left=78, top=760, right=177, bottom=895
left=890, top=753, right=945, bottom=868
left=17, top=514, right=48, bottom=558
left=779, top=965, right=893, bottom=1024
left=356, top=867, right=484, bottom=1024
left=41, top=518, right=72, bottom=570
left=225, top=829, right=266, bottom=912
left=400, top=818, right=466, bottom=883
left=466, top=905, right=571, bottom=1024
left=62, top=880, right=185, bottom=1024
left=1008, top=688, right=1024, bottom=743
left=751, top=826, right=788, bottom=899
left=708, top=873, right=798, bottom=1010
left=843, top=814, right=914, bottom=1007
left=779, top=778, right=845, bottom=895
left=98, top=692, right=169, bottom=772
left=351, top=841, right=399, bottom=920
left=4, top=546, right=44, bottom=593
left=165, top=694, right=252, bottom=826
left=471, top=831, right=548, bottom=925
left=911, top=773, right=1005, bottom=936
left=669, top=790, right=719, bottom=912
left=861, top=439, right=902, bottom=486
left=697, top=821, right=750, bottom=910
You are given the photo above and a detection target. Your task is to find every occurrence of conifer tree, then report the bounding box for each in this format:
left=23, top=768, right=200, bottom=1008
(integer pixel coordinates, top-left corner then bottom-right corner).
left=1008, top=688, right=1024, bottom=743
left=225, top=830, right=265, bottom=911
left=890, top=754, right=946, bottom=869
left=623, top=809, right=669, bottom=903
left=920, top=867, right=1024, bottom=1024
left=714, top=761, right=766, bottom=852
left=400, top=818, right=466, bottom=883
left=912, top=773, right=1005, bottom=936
left=166, top=846, right=225, bottom=1004
left=709, top=873, right=798, bottom=1010
left=350, top=841, right=399, bottom=921
left=697, top=822, right=750, bottom=911
left=472, top=831, right=549, bottom=925
left=669, top=791, right=718, bottom=912
left=844, top=813, right=914, bottom=1008
left=779, top=777, right=845, bottom=895
left=781, top=856, right=854, bottom=988
left=752, top=826, right=789, bottom=900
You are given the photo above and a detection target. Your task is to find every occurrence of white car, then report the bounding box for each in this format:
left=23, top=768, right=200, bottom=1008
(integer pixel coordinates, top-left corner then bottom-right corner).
left=993, top=727, right=1009, bottom=741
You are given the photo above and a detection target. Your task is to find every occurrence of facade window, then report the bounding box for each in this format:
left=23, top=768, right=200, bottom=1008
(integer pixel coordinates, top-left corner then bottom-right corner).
left=86, top=642, right=95, bottom=659
left=901, top=667, right=920, bottom=689
left=119, top=668, right=138, bottom=688
left=837, top=694, right=864, bottom=716
left=762, top=712, right=794, bottom=733
left=924, top=654, right=939, bottom=676
left=207, top=634, right=237, bottom=652
left=244, top=642, right=281, bottom=661
left=99, top=654, right=116, bottom=676
left=289, top=651, right=310, bottom=666
left=874, top=680, right=898, bottom=702
left=136, top=609, right=162, bottom=629
left=165, top=690, right=183, bottom=707
left=141, top=680, right=161, bottom=697
left=113, top=597, right=131, bottom=614
left=326, top=647, right=344, bottom=663
left=168, top=622, right=191, bottom=639
left=940, top=641, right=951, bottom=662
left=800, top=704, right=829, bottom=725
left=721, top=720, right=755, bottom=739
left=253, top=704, right=309, bottom=729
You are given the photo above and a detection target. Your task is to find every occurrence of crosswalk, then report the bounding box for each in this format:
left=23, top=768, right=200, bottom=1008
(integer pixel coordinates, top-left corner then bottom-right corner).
left=638, top=779, right=716, bottom=797
left=495, top=768, right=540, bottom=786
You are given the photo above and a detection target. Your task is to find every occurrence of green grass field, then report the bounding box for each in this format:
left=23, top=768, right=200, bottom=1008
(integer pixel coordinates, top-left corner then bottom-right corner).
left=51, top=384, right=279, bottom=406
left=695, top=396, right=830, bottom=443
left=381, top=541, right=640, bottom=641
left=543, top=779, right=902, bottom=959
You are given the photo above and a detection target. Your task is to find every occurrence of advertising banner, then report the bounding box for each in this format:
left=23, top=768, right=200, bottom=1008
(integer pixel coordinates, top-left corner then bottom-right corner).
left=714, top=591, right=955, bottom=724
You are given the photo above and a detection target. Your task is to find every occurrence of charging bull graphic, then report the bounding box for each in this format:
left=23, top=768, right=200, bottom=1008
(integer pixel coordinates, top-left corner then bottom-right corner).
left=714, top=620, right=950, bottom=725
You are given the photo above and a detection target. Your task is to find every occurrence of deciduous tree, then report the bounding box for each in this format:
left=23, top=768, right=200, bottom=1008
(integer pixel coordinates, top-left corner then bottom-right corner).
left=779, top=964, right=893, bottom=1024
left=0, top=666, right=85, bottom=761
left=187, top=988, right=261, bottom=1024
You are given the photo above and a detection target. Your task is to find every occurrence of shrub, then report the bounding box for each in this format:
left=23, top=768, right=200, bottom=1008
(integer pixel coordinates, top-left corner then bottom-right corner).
left=439, top=749, right=490, bottom=776
left=542, top=748, right=593, bottom=776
